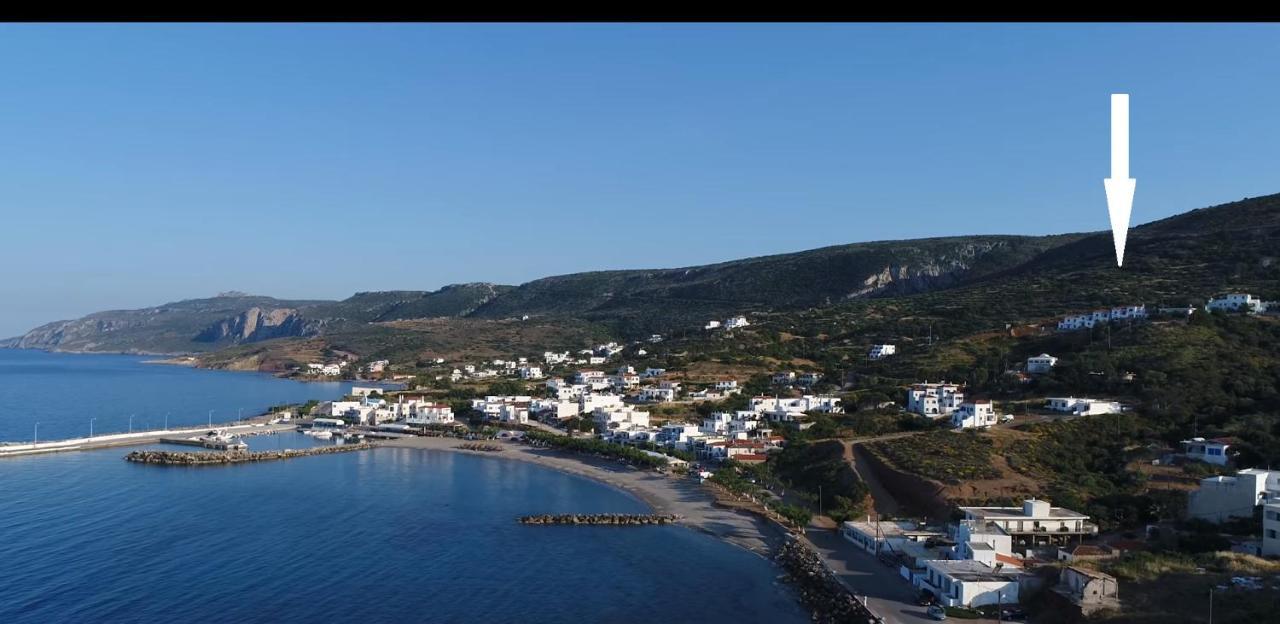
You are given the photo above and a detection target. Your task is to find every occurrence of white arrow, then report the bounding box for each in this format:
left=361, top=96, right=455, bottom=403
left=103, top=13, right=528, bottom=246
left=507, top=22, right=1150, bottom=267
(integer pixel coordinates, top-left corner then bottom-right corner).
left=1104, top=93, right=1136, bottom=267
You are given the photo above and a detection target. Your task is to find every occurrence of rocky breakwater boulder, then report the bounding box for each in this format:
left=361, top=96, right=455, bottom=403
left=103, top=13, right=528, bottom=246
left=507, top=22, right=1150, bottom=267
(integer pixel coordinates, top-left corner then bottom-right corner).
left=455, top=443, right=504, bottom=452
left=774, top=539, right=875, bottom=624
left=518, top=513, right=683, bottom=526
left=125, top=442, right=376, bottom=466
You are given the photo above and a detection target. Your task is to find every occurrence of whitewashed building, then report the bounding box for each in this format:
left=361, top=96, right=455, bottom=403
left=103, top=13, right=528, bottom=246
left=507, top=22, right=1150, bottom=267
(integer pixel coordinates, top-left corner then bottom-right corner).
left=952, top=401, right=997, bottom=429
left=959, top=499, right=1097, bottom=544
left=915, top=559, right=1024, bottom=608
left=1187, top=469, right=1280, bottom=523
left=640, top=387, right=677, bottom=403
left=593, top=406, right=651, bottom=432
left=405, top=402, right=455, bottom=426
left=1181, top=437, right=1234, bottom=466
left=907, top=382, right=965, bottom=417
left=1264, top=502, right=1280, bottom=557
left=868, top=344, right=897, bottom=360
left=1045, top=397, right=1121, bottom=416
left=1026, top=353, right=1058, bottom=374
left=518, top=366, right=544, bottom=380
left=1207, top=293, right=1263, bottom=314
left=724, top=316, right=750, bottom=329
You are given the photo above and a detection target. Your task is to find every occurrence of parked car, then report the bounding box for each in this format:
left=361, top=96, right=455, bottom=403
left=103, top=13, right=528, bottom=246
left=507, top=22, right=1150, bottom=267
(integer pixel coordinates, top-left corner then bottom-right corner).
left=927, top=604, right=947, bottom=620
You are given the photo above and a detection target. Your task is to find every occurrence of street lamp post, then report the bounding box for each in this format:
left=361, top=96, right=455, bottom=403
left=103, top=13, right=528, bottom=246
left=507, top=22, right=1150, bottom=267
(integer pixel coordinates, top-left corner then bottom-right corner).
left=164, top=413, right=169, bottom=430
left=90, top=417, right=97, bottom=438
left=128, top=414, right=134, bottom=434
left=208, top=410, right=214, bottom=427
left=34, top=422, right=39, bottom=444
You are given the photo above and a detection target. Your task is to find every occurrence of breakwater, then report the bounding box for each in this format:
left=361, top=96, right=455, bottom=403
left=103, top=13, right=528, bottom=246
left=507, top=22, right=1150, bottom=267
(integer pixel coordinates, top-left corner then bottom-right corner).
left=456, top=443, right=504, bottom=452
left=125, top=442, right=376, bottom=466
left=775, top=539, right=875, bottom=624
left=518, top=513, right=683, bottom=525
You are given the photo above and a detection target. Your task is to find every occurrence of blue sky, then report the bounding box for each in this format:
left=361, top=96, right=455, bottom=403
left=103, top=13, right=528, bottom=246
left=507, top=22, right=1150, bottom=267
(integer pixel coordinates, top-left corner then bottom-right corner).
left=3, top=23, right=1279, bottom=336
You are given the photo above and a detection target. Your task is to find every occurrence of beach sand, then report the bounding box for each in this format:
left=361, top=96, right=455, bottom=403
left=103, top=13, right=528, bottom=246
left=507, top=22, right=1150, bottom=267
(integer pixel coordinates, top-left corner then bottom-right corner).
left=382, top=436, right=785, bottom=556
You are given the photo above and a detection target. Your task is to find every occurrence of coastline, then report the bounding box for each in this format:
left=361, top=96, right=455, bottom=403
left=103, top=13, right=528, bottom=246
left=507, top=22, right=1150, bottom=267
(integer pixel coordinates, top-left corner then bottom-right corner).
left=381, top=435, right=789, bottom=557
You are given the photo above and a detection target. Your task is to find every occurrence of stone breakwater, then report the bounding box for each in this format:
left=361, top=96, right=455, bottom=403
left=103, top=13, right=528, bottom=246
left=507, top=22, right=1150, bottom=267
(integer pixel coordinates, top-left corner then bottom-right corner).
left=518, top=513, right=683, bottom=526
left=455, top=443, right=504, bottom=452
left=125, top=443, right=376, bottom=466
left=774, top=539, right=875, bottom=624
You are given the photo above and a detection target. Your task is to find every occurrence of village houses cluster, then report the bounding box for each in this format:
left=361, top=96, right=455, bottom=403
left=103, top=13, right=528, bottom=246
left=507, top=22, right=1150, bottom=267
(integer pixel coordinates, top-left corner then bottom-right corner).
left=1055, top=293, right=1276, bottom=333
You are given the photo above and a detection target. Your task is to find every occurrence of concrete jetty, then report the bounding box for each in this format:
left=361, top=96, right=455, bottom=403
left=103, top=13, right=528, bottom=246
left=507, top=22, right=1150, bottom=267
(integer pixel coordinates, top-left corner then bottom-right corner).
left=0, top=422, right=294, bottom=459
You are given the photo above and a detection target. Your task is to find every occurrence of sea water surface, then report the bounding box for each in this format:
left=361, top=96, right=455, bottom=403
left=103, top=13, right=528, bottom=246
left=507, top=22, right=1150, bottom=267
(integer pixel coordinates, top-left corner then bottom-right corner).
left=0, top=351, right=808, bottom=623
left=0, top=348, right=356, bottom=443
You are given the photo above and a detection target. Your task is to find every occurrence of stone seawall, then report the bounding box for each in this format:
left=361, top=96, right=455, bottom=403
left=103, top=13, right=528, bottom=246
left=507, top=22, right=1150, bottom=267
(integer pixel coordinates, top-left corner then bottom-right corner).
left=775, top=539, right=876, bottom=624
left=518, top=513, right=682, bottom=525
left=125, top=443, right=376, bottom=465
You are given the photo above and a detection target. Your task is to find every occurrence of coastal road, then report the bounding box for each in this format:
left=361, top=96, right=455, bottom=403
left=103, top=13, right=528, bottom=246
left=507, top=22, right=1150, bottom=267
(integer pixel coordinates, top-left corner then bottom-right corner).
left=804, top=529, right=939, bottom=624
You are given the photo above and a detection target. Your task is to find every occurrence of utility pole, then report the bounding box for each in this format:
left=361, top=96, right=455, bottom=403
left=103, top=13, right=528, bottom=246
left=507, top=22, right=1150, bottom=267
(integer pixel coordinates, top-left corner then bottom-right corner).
left=208, top=410, right=214, bottom=427
left=34, top=422, right=39, bottom=444
left=90, top=417, right=96, bottom=438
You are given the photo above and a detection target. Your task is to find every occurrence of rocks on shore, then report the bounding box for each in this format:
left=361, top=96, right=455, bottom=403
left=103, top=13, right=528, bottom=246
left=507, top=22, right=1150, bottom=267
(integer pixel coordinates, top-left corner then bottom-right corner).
left=518, top=513, right=683, bottom=526
left=125, top=442, right=376, bottom=466
left=775, top=539, right=876, bottom=624
left=455, top=443, right=504, bottom=452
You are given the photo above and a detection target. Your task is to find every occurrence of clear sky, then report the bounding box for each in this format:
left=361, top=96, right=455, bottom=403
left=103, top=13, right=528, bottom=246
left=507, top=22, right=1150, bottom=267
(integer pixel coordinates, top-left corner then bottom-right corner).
left=3, top=23, right=1279, bottom=336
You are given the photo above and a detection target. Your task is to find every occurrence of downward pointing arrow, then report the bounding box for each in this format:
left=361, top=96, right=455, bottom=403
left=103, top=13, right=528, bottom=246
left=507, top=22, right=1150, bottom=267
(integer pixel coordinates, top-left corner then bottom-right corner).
left=1105, top=94, right=1136, bottom=267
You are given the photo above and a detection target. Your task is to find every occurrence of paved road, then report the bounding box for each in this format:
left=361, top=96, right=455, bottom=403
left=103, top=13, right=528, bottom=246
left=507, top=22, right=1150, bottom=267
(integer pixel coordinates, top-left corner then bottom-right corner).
left=805, top=528, right=939, bottom=624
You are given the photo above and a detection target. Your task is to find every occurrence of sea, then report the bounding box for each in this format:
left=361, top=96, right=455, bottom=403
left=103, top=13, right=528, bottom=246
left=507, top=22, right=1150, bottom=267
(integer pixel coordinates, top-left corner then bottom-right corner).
left=0, top=349, right=808, bottom=623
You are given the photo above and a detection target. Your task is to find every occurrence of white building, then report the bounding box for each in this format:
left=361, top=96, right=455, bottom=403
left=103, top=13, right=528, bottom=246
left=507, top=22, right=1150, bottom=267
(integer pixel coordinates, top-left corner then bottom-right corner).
left=1181, top=437, right=1234, bottom=466
left=952, top=401, right=998, bottom=429
left=868, top=344, right=897, bottom=360
left=704, top=320, right=721, bottom=330
left=797, top=372, right=823, bottom=387
left=580, top=393, right=624, bottom=414
left=1045, top=397, right=1121, bottom=416
left=724, top=316, right=750, bottom=329
left=771, top=371, right=796, bottom=385
left=518, top=366, right=544, bottom=380
left=531, top=399, right=579, bottom=421
left=1207, top=293, right=1263, bottom=314
left=907, top=382, right=965, bottom=417
left=959, top=499, right=1097, bottom=544
left=593, top=406, right=651, bottom=432
left=1264, top=502, right=1280, bottom=557
left=545, top=379, right=588, bottom=400
left=1026, top=354, right=1058, bottom=374
left=840, top=519, right=942, bottom=555
left=405, top=402, right=455, bottom=426
left=640, top=387, right=677, bottom=403
left=642, top=367, right=666, bottom=378
left=1057, top=304, right=1149, bottom=331
left=915, top=559, right=1024, bottom=608
left=655, top=423, right=702, bottom=447
left=750, top=395, right=842, bottom=421
left=714, top=380, right=739, bottom=392
left=574, top=370, right=607, bottom=384
left=1187, top=469, right=1280, bottom=523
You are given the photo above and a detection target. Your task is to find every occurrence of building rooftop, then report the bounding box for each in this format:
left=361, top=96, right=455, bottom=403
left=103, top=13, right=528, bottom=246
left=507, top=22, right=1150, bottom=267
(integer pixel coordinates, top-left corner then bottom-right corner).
left=927, top=559, right=1025, bottom=582
left=842, top=520, right=943, bottom=539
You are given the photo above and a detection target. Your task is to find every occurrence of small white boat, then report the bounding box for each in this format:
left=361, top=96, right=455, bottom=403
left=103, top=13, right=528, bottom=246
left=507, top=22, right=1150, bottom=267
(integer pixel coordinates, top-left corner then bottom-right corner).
left=305, top=429, right=334, bottom=439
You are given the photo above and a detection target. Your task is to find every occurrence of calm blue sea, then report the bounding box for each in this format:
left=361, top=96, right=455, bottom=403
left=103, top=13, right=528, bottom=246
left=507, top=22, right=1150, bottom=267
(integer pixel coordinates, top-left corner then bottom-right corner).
left=0, top=348, right=356, bottom=443
left=0, top=350, right=807, bottom=623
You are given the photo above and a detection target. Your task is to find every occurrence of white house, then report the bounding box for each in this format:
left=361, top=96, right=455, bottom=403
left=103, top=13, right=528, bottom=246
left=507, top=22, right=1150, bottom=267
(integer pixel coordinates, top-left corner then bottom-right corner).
left=952, top=401, right=998, bottom=429
left=518, top=366, right=544, bottom=380
left=1187, top=469, right=1280, bottom=523
left=655, top=423, right=702, bottom=447
left=959, top=499, right=1097, bottom=544
left=580, top=393, right=624, bottom=414
left=869, top=344, right=897, bottom=360
left=405, top=402, right=455, bottom=426
left=750, top=395, right=842, bottom=421
left=1181, top=437, right=1234, bottom=466
left=1045, top=397, right=1121, bottom=416
left=1263, top=502, right=1280, bottom=557
left=724, top=316, right=750, bottom=329
left=1207, top=293, right=1263, bottom=314
left=704, top=320, right=721, bottom=330
left=642, top=367, right=666, bottom=378
left=771, top=371, right=796, bottom=385
left=915, top=559, right=1024, bottom=608
left=593, top=406, right=650, bottom=432
left=1026, top=354, right=1058, bottom=374
left=714, top=380, right=739, bottom=392
left=797, top=372, right=823, bottom=386
left=840, top=519, right=942, bottom=555
left=640, top=387, right=677, bottom=403
left=907, top=382, right=965, bottom=417
left=531, top=399, right=579, bottom=421
left=546, top=379, right=588, bottom=400
left=574, top=370, right=607, bottom=384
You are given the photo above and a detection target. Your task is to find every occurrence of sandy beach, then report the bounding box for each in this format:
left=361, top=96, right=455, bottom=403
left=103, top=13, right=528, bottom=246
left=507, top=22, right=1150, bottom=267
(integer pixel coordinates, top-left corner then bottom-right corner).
left=381, top=436, right=786, bottom=556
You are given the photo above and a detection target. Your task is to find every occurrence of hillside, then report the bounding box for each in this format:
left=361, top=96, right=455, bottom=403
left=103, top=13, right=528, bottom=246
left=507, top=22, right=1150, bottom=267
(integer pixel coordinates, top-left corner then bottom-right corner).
left=5, top=193, right=1278, bottom=363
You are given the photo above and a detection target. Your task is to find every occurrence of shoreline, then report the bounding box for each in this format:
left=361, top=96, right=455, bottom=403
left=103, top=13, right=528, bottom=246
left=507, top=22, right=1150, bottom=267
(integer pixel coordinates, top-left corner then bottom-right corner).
left=381, top=435, right=789, bottom=557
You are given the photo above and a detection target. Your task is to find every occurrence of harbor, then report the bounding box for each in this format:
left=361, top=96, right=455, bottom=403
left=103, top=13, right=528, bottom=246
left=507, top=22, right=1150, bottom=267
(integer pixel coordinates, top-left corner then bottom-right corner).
left=0, top=421, right=298, bottom=458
